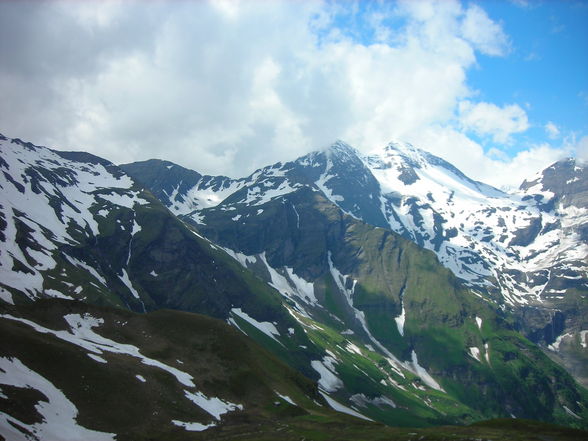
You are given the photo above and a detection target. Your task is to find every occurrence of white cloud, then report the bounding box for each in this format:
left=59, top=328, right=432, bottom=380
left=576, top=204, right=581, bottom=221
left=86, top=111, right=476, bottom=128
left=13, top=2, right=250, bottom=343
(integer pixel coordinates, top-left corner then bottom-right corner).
left=504, top=145, right=570, bottom=188
left=0, top=0, right=562, bottom=190
left=460, top=4, right=510, bottom=56
left=405, top=126, right=570, bottom=190
left=545, top=121, right=560, bottom=139
left=458, top=101, right=529, bottom=143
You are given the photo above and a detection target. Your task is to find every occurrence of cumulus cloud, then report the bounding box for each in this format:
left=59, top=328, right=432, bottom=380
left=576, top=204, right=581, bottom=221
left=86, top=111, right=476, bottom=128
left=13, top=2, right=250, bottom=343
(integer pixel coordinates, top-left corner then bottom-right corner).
left=460, top=4, right=510, bottom=56
left=0, top=0, right=568, bottom=188
left=494, top=145, right=569, bottom=189
left=545, top=121, right=560, bottom=139
left=458, top=101, right=529, bottom=143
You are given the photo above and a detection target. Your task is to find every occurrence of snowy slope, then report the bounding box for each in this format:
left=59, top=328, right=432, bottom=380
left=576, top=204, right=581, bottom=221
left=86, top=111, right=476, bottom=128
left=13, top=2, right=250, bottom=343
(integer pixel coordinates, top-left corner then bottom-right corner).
left=123, top=141, right=587, bottom=373
left=361, top=142, right=588, bottom=306
left=0, top=135, right=151, bottom=305
left=127, top=140, right=587, bottom=309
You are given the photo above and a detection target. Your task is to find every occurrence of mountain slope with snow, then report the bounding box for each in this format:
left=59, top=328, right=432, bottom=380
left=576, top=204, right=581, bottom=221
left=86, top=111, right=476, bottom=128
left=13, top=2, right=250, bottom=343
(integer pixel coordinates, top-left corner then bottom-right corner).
left=0, top=135, right=488, bottom=428
left=123, top=140, right=588, bottom=387
left=124, top=145, right=588, bottom=427
left=1, top=134, right=587, bottom=433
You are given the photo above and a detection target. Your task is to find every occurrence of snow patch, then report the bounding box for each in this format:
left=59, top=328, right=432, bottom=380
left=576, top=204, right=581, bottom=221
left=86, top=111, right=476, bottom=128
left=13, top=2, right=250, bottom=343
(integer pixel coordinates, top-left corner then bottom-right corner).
left=221, top=247, right=257, bottom=268
left=0, top=356, right=116, bottom=441
left=345, top=342, right=362, bottom=356
left=468, top=347, right=481, bottom=362
left=410, top=350, right=444, bottom=392
left=285, top=267, right=317, bottom=303
left=311, top=356, right=343, bottom=392
left=316, top=160, right=345, bottom=204
left=230, top=308, right=282, bottom=344
left=99, top=191, right=148, bottom=209
left=87, top=353, right=107, bottom=364
left=45, top=289, right=72, bottom=300
left=319, top=391, right=373, bottom=421
left=1, top=313, right=196, bottom=388
left=350, top=393, right=396, bottom=409
left=63, top=255, right=107, bottom=287
left=549, top=333, right=572, bottom=351
left=275, top=392, right=296, bottom=405
left=0, top=288, right=14, bottom=305
left=395, top=301, right=406, bottom=336
left=183, top=390, right=243, bottom=421
left=563, top=405, right=581, bottom=420
left=172, top=420, right=216, bottom=432
left=259, top=253, right=317, bottom=305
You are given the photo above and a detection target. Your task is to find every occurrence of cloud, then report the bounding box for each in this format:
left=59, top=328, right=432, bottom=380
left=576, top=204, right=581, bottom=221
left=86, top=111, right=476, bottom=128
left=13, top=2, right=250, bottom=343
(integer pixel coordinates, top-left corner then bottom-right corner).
left=404, top=125, right=572, bottom=190
left=460, top=4, right=510, bottom=56
left=458, top=101, right=529, bottom=143
left=545, top=121, right=560, bottom=139
left=0, top=0, right=560, bottom=189
left=575, top=136, right=588, bottom=162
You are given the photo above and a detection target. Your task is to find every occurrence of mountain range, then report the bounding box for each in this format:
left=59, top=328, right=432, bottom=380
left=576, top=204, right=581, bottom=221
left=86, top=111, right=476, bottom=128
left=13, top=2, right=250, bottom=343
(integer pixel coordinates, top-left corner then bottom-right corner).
left=1, top=133, right=587, bottom=440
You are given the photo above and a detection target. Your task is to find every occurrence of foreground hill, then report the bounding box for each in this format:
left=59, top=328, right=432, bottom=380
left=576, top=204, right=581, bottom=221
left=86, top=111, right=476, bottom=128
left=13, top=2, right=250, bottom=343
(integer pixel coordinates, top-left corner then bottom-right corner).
left=1, top=299, right=587, bottom=441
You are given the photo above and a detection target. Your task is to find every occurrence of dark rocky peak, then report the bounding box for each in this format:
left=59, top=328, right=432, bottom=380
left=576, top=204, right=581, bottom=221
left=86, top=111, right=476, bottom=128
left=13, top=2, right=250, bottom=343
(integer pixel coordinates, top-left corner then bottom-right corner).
left=521, top=158, right=588, bottom=208
left=55, top=150, right=114, bottom=167
left=287, top=151, right=327, bottom=184
left=271, top=141, right=363, bottom=186
left=120, top=159, right=203, bottom=206
left=9, top=137, right=40, bottom=152
left=56, top=150, right=127, bottom=179
left=325, top=139, right=361, bottom=162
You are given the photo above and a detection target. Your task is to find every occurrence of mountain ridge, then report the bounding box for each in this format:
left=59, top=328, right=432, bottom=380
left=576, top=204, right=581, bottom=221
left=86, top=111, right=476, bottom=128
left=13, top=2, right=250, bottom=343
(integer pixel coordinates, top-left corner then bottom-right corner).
left=121, top=139, right=588, bottom=388
left=1, top=133, right=587, bottom=438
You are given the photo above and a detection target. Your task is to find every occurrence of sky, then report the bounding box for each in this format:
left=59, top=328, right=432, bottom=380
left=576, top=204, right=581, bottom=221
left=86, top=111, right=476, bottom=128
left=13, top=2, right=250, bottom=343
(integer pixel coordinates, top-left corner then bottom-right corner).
left=0, top=0, right=586, bottom=189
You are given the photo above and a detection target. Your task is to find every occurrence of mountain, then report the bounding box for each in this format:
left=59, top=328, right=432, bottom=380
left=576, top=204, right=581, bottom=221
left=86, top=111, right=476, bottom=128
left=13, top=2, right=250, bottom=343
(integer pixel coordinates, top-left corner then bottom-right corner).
left=122, top=141, right=588, bottom=428
left=1, top=134, right=587, bottom=437
left=122, top=141, right=588, bottom=388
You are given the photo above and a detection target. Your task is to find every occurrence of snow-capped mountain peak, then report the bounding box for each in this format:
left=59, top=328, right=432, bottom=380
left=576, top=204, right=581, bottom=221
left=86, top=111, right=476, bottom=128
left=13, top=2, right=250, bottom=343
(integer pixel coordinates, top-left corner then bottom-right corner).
left=122, top=139, right=587, bottom=318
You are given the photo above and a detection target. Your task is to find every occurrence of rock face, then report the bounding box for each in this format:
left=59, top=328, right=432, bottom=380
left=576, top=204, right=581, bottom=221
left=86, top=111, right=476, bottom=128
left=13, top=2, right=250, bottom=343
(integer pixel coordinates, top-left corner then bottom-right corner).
left=2, top=134, right=588, bottom=434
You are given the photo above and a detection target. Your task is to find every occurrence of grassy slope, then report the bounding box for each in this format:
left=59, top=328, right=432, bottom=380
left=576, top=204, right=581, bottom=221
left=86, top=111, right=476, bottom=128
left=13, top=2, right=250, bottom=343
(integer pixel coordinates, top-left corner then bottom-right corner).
left=0, top=299, right=329, bottom=440
left=2, top=299, right=587, bottom=441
